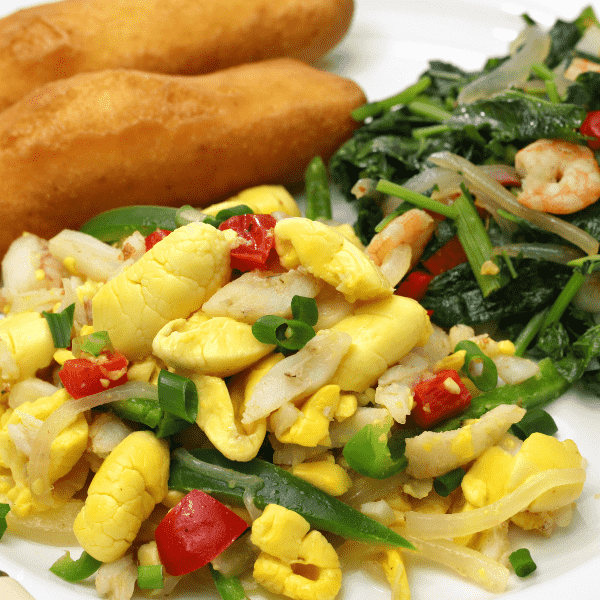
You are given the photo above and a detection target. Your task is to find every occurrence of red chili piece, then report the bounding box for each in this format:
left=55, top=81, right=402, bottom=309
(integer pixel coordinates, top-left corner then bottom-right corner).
left=219, top=214, right=278, bottom=271
left=395, top=271, right=434, bottom=301
left=421, top=235, right=468, bottom=276
left=411, top=369, right=471, bottom=429
left=155, top=489, right=249, bottom=576
left=145, top=229, right=172, bottom=251
left=59, top=352, right=129, bottom=399
left=580, top=111, right=600, bottom=151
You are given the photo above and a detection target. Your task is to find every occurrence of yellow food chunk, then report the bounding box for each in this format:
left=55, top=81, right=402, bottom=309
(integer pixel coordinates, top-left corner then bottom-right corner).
left=152, top=312, right=274, bottom=377
left=329, top=295, right=433, bottom=392
left=92, top=222, right=232, bottom=359
left=291, top=460, right=352, bottom=496
left=194, top=374, right=266, bottom=461
left=203, top=185, right=301, bottom=217
left=506, top=432, right=585, bottom=512
left=462, top=445, right=515, bottom=508
left=275, top=385, right=341, bottom=447
left=0, top=388, right=88, bottom=516
left=0, top=311, right=55, bottom=383
left=73, top=431, right=169, bottom=562
left=252, top=504, right=341, bottom=600
left=274, top=217, right=393, bottom=303
left=380, top=549, right=410, bottom=600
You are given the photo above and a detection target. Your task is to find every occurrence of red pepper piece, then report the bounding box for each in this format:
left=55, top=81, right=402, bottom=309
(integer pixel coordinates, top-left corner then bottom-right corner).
left=219, top=213, right=278, bottom=271
left=59, top=352, right=129, bottom=399
left=421, top=235, right=468, bottom=276
left=411, top=369, right=471, bottom=429
left=580, top=110, right=600, bottom=151
left=395, top=271, right=434, bottom=301
left=155, top=489, right=249, bottom=576
left=145, top=229, right=172, bottom=251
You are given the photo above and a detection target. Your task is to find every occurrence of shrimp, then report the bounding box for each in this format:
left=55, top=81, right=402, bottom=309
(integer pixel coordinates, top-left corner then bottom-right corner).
left=515, top=138, right=600, bottom=214
left=366, top=208, right=436, bottom=285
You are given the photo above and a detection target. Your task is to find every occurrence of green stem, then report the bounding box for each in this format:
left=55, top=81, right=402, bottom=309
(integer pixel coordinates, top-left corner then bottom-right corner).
left=513, top=309, right=549, bottom=357
left=407, top=98, right=453, bottom=121
left=412, top=124, right=452, bottom=139
left=540, top=270, right=586, bottom=332
left=304, top=156, right=332, bottom=221
left=351, top=76, right=433, bottom=121
left=375, top=180, right=457, bottom=219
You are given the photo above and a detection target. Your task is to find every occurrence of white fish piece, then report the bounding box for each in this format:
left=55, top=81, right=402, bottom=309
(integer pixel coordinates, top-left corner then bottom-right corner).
left=241, top=329, right=352, bottom=424
left=405, top=404, right=526, bottom=479
left=202, top=269, right=322, bottom=324
left=313, top=284, right=354, bottom=331
left=95, top=552, right=137, bottom=600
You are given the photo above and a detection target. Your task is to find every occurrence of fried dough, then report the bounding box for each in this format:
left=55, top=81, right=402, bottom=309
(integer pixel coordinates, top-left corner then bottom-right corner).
left=0, top=59, right=366, bottom=256
left=0, top=0, right=354, bottom=110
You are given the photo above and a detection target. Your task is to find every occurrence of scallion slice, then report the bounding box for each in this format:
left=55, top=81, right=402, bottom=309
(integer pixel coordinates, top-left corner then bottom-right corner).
left=509, top=548, right=537, bottom=577
left=137, top=565, right=164, bottom=589
left=209, top=564, right=247, bottom=600
left=0, top=503, right=10, bottom=540
left=454, top=340, right=498, bottom=391
left=71, top=330, right=113, bottom=357
left=433, top=467, right=465, bottom=497
left=157, top=370, right=198, bottom=423
left=291, top=295, right=318, bottom=327
left=252, top=315, right=289, bottom=346
left=510, top=408, right=558, bottom=440
left=49, top=550, right=102, bottom=582
left=42, top=303, right=75, bottom=348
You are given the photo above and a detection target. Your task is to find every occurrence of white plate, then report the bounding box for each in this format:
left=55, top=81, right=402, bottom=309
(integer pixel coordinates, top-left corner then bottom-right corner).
left=0, top=0, right=598, bottom=599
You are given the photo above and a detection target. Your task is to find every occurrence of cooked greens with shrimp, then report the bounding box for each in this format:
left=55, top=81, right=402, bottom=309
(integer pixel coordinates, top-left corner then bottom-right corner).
left=0, top=7, right=599, bottom=600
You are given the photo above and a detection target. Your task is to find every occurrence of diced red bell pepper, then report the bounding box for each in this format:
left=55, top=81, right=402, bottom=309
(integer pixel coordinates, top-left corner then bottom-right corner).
left=59, top=352, right=129, bottom=399
left=421, top=235, right=468, bottom=276
left=580, top=110, right=600, bottom=150
left=411, top=369, right=471, bottom=429
left=395, top=271, right=434, bottom=301
left=219, top=213, right=278, bottom=271
left=145, top=229, right=172, bottom=251
left=155, top=489, right=249, bottom=576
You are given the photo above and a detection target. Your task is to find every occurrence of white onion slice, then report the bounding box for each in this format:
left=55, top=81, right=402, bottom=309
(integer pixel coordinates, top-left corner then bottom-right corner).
left=428, top=151, right=600, bottom=256
left=28, top=381, right=158, bottom=506
left=402, top=535, right=509, bottom=593
left=457, top=26, right=551, bottom=104
left=403, top=467, right=586, bottom=540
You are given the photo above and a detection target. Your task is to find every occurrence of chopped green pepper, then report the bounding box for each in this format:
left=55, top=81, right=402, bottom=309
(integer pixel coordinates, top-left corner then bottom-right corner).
left=168, top=448, right=415, bottom=550
left=79, top=205, right=179, bottom=243
left=49, top=550, right=102, bottom=582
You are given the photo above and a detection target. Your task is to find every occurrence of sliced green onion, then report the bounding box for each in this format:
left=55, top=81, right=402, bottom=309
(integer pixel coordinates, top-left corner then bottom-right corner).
left=510, top=408, right=558, bottom=440
left=203, top=205, right=254, bottom=229
left=454, top=340, right=498, bottom=391
left=0, top=503, right=10, bottom=540
left=209, top=564, right=247, bottom=600
left=304, top=156, right=332, bottom=221
left=252, top=315, right=289, bottom=346
left=42, top=303, right=75, bottom=348
left=49, top=550, right=102, bottom=582
left=157, top=370, right=198, bottom=423
left=277, top=320, right=316, bottom=351
left=71, top=330, right=113, bottom=357
left=80, top=205, right=178, bottom=243
left=351, top=76, right=432, bottom=121
left=137, top=564, right=164, bottom=589
left=291, top=295, right=318, bottom=327
left=433, top=467, right=465, bottom=497
left=509, top=548, right=537, bottom=577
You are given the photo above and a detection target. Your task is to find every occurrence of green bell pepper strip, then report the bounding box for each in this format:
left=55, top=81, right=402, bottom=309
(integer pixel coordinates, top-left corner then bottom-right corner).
left=168, top=448, right=415, bottom=550
left=49, top=550, right=102, bottom=582
left=209, top=564, right=247, bottom=600
left=344, top=357, right=570, bottom=479
left=79, top=205, right=179, bottom=243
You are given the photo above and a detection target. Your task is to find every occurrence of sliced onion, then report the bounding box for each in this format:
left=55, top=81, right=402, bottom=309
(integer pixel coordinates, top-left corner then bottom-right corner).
left=28, top=381, right=159, bottom=506
left=401, top=535, right=509, bottom=593
left=403, top=467, right=586, bottom=540
left=457, top=26, right=551, bottom=104
left=492, top=243, right=584, bottom=264
left=429, top=151, right=600, bottom=256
